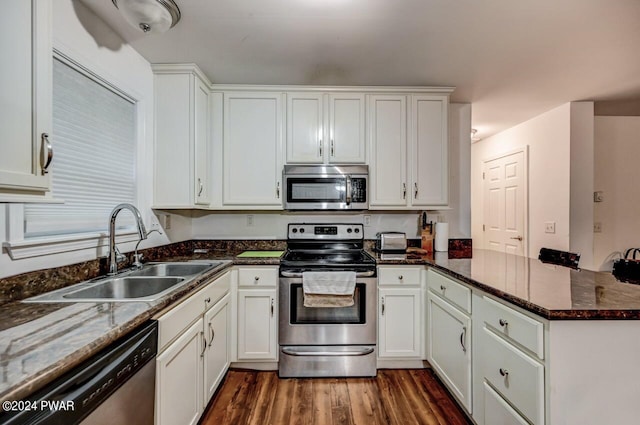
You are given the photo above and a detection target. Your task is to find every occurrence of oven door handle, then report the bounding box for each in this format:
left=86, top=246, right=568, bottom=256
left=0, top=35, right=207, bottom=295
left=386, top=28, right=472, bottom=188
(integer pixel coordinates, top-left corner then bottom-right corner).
left=281, top=347, right=375, bottom=357
left=280, top=270, right=375, bottom=278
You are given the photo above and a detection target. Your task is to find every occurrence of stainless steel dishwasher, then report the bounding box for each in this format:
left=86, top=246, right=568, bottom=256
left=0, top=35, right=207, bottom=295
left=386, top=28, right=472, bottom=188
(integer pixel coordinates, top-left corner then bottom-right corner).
left=0, top=321, right=157, bottom=425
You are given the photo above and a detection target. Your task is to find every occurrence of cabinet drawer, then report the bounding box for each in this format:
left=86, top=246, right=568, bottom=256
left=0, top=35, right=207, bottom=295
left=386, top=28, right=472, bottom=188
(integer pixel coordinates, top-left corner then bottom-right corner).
left=427, top=270, right=471, bottom=313
left=483, top=382, right=529, bottom=425
left=238, top=267, right=278, bottom=287
left=481, top=327, right=544, bottom=425
left=157, top=271, right=231, bottom=352
left=482, top=296, right=544, bottom=359
left=378, top=266, right=421, bottom=286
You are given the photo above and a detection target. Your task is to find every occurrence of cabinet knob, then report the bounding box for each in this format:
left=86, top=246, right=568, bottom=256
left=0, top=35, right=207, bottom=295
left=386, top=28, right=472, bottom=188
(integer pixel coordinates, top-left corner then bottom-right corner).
left=398, top=275, right=403, bottom=280
left=254, top=276, right=260, bottom=282
left=205, top=297, right=211, bottom=304
left=440, top=285, right=446, bottom=292
left=499, top=319, right=508, bottom=327
left=499, top=368, right=509, bottom=377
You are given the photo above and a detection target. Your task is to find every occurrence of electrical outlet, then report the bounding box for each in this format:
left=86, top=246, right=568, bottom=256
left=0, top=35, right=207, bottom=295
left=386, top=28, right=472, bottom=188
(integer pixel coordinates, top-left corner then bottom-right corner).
left=246, top=214, right=254, bottom=227
left=544, top=222, right=556, bottom=234
left=164, top=214, right=171, bottom=230
left=363, top=215, right=371, bottom=226
left=594, top=222, right=602, bottom=233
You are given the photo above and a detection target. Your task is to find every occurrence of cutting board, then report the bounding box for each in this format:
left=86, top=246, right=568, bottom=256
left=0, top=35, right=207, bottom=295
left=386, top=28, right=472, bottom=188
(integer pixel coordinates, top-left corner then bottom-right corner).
left=236, top=250, right=284, bottom=258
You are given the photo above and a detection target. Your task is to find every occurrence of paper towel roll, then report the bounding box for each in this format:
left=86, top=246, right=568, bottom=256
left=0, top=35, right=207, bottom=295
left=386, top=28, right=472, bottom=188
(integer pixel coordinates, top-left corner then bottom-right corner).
left=435, top=222, right=449, bottom=252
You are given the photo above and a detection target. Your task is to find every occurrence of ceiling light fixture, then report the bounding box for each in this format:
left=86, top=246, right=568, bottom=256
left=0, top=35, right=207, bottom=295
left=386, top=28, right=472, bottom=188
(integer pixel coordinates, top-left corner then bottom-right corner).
left=112, top=0, right=181, bottom=34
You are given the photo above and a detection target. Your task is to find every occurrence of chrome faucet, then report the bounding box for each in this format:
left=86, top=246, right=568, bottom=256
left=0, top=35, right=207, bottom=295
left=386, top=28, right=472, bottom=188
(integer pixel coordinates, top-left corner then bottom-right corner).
left=108, top=203, right=147, bottom=275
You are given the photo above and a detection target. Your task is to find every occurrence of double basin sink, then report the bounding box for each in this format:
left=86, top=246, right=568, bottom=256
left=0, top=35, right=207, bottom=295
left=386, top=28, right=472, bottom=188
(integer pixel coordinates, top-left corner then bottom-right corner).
left=24, top=261, right=231, bottom=303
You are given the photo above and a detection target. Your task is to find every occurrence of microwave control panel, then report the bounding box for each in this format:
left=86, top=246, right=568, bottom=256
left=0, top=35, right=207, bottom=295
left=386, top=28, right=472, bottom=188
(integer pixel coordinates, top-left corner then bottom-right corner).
left=351, top=178, right=367, bottom=203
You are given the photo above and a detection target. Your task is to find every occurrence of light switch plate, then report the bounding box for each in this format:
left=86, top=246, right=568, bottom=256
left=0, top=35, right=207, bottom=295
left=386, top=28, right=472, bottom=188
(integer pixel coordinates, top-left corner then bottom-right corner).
left=545, top=222, right=556, bottom=234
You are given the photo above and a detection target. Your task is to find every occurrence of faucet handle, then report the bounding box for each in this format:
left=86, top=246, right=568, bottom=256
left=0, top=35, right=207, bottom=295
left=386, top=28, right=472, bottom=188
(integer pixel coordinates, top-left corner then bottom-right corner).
left=114, top=246, right=126, bottom=263
left=133, top=253, right=144, bottom=269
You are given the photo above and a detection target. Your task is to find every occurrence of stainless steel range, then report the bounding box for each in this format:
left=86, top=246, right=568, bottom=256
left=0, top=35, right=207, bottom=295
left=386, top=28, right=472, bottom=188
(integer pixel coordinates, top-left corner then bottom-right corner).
left=279, top=223, right=377, bottom=378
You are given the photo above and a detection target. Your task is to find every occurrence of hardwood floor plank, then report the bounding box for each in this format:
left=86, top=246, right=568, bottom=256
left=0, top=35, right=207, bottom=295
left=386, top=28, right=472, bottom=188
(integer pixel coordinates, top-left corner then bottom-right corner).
left=201, top=369, right=472, bottom=425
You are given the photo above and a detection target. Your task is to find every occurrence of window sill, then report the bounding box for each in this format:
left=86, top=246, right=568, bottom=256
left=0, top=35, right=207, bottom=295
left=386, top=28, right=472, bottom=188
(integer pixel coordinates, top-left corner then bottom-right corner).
left=3, top=231, right=139, bottom=260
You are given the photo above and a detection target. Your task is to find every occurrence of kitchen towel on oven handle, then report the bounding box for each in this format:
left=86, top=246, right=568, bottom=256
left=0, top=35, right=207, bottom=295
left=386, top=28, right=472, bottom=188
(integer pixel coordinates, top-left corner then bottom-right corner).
left=302, top=271, right=356, bottom=307
left=612, top=248, right=640, bottom=285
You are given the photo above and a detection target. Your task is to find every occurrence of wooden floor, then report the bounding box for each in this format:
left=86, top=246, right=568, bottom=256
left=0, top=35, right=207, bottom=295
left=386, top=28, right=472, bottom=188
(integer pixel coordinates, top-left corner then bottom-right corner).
left=200, top=369, right=472, bottom=425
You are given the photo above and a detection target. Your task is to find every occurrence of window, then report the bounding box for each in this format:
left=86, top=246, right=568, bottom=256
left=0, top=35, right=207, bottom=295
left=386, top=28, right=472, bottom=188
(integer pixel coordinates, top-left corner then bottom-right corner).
left=24, top=57, right=137, bottom=237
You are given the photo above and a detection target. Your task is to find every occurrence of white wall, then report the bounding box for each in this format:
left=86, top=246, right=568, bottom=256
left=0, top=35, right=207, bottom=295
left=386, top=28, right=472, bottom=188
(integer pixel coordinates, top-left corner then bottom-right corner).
left=0, top=0, right=189, bottom=278
left=471, top=103, right=572, bottom=258
left=593, top=116, right=640, bottom=270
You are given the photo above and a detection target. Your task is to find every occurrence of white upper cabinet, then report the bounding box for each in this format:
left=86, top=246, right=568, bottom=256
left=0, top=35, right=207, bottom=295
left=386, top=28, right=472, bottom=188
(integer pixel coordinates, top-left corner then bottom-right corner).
left=153, top=65, right=211, bottom=208
left=369, top=93, right=449, bottom=209
left=411, top=95, right=449, bottom=207
left=0, top=0, right=52, bottom=200
left=286, top=92, right=365, bottom=164
left=223, top=91, right=284, bottom=208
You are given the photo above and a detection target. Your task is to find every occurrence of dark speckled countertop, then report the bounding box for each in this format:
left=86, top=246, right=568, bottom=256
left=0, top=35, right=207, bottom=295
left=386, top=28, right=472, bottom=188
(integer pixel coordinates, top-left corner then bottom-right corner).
left=373, top=248, right=640, bottom=320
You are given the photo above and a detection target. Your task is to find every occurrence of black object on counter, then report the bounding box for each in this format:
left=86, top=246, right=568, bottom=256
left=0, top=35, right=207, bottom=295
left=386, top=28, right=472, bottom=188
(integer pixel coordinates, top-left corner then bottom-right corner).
left=613, top=248, right=640, bottom=285
left=538, top=248, right=580, bottom=269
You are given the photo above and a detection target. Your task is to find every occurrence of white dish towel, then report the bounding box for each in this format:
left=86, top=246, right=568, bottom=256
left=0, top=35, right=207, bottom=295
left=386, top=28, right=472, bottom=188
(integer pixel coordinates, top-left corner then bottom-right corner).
left=302, top=271, right=356, bottom=307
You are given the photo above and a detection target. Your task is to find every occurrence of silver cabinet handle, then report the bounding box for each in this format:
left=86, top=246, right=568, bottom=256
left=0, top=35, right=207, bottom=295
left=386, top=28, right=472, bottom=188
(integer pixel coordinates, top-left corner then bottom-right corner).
left=398, top=275, right=403, bottom=281
left=510, top=236, right=523, bottom=241
left=414, top=182, right=418, bottom=198
left=197, top=178, right=203, bottom=196
left=200, top=332, right=207, bottom=358
left=402, top=183, right=407, bottom=199
left=271, top=298, right=274, bottom=317
left=209, top=322, right=215, bottom=345
left=381, top=296, right=385, bottom=315
left=276, top=181, right=280, bottom=198
left=499, top=368, right=509, bottom=377
left=499, top=319, right=508, bottom=327
left=460, top=326, right=467, bottom=353
left=40, top=133, right=53, bottom=175
left=330, top=139, right=335, bottom=156
left=319, top=140, right=323, bottom=157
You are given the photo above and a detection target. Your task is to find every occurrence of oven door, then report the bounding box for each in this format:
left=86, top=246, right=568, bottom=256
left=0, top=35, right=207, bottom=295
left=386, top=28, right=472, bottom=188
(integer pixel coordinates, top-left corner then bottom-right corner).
left=279, top=276, right=377, bottom=345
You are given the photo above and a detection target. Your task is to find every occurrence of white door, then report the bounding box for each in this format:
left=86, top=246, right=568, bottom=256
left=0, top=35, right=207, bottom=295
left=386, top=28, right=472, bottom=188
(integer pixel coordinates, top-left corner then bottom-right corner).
left=483, top=149, right=527, bottom=256
left=203, top=294, right=230, bottom=404
left=223, top=92, right=283, bottom=207
left=328, top=94, right=366, bottom=163
left=378, top=287, right=421, bottom=358
left=368, top=95, right=408, bottom=208
left=237, top=289, right=277, bottom=360
left=427, top=293, right=472, bottom=413
left=286, top=92, right=324, bottom=163
left=156, top=319, right=204, bottom=425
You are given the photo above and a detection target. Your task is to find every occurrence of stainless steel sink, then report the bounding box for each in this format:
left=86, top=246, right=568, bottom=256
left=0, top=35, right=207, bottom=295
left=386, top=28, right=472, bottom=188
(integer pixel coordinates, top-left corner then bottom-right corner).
left=128, top=263, right=215, bottom=277
left=23, top=260, right=231, bottom=303
left=62, top=277, right=185, bottom=300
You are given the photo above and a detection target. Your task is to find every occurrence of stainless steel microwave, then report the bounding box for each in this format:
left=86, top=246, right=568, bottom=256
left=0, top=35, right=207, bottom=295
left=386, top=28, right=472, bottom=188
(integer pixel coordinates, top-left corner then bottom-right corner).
left=283, top=165, right=368, bottom=210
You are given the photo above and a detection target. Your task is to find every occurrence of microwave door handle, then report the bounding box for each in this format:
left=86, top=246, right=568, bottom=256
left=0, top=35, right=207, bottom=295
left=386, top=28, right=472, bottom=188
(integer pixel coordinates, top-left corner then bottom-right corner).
left=346, top=176, right=352, bottom=205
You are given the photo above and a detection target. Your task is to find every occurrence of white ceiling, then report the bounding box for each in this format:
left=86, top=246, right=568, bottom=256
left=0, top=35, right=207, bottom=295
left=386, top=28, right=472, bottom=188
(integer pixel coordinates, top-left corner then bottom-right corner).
left=79, top=0, right=640, bottom=139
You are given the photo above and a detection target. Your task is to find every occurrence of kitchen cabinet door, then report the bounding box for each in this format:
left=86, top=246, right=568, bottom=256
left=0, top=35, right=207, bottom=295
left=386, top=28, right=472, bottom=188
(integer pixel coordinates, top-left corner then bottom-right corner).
left=286, top=92, right=324, bottom=163
left=328, top=93, right=366, bottom=164
left=410, top=95, right=449, bottom=207
left=378, top=287, right=421, bottom=358
left=223, top=92, right=284, bottom=208
left=427, top=292, right=472, bottom=413
left=368, top=95, right=408, bottom=208
left=203, top=293, right=230, bottom=404
left=237, top=289, right=277, bottom=360
left=156, top=318, right=204, bottom=425
left=153, top=65, right=211, bottom=208
left=0, top=0, right=52, bottom=199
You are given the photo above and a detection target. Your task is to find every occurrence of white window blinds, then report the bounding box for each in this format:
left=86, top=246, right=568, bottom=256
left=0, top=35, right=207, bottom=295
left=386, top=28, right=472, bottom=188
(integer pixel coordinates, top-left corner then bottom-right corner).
left=24, top=58, right=137, bottom=237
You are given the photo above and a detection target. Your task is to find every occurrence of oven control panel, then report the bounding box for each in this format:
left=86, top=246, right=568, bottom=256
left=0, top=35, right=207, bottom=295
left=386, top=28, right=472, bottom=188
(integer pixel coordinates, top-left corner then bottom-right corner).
left=288, top=223, right=363, bottom=240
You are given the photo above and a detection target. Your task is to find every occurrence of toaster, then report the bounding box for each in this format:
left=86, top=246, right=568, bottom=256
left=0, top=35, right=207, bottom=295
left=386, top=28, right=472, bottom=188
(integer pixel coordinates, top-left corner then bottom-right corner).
left=376, top=232, right=407, bottom=253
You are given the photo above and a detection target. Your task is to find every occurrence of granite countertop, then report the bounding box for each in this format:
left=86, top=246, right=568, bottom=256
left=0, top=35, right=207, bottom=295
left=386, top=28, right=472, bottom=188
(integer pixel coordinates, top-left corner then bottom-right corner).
left=0, top=250, right=283, bottom=404
left=373, top=249, right=640, bottom=320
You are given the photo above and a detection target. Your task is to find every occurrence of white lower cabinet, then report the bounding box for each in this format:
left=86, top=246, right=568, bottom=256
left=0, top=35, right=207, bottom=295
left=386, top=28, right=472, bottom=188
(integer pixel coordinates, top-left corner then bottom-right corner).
left=377, top=266, right=423, bottom=359
left=483, top=382, right=529, bottom=425
left=203, top=293, right=230, bottom=404
left=154, top=271, right=231, bottom=425
left=156, top=319, right=204, bottom=425
left=427, top=291, right=472, bottom=413
left=236, top=266, right=278, bottom=361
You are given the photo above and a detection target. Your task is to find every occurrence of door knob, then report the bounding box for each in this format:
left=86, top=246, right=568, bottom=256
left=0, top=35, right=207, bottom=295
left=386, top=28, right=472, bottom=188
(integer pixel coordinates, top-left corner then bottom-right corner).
left=510, top=236, right=523, bottom=241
